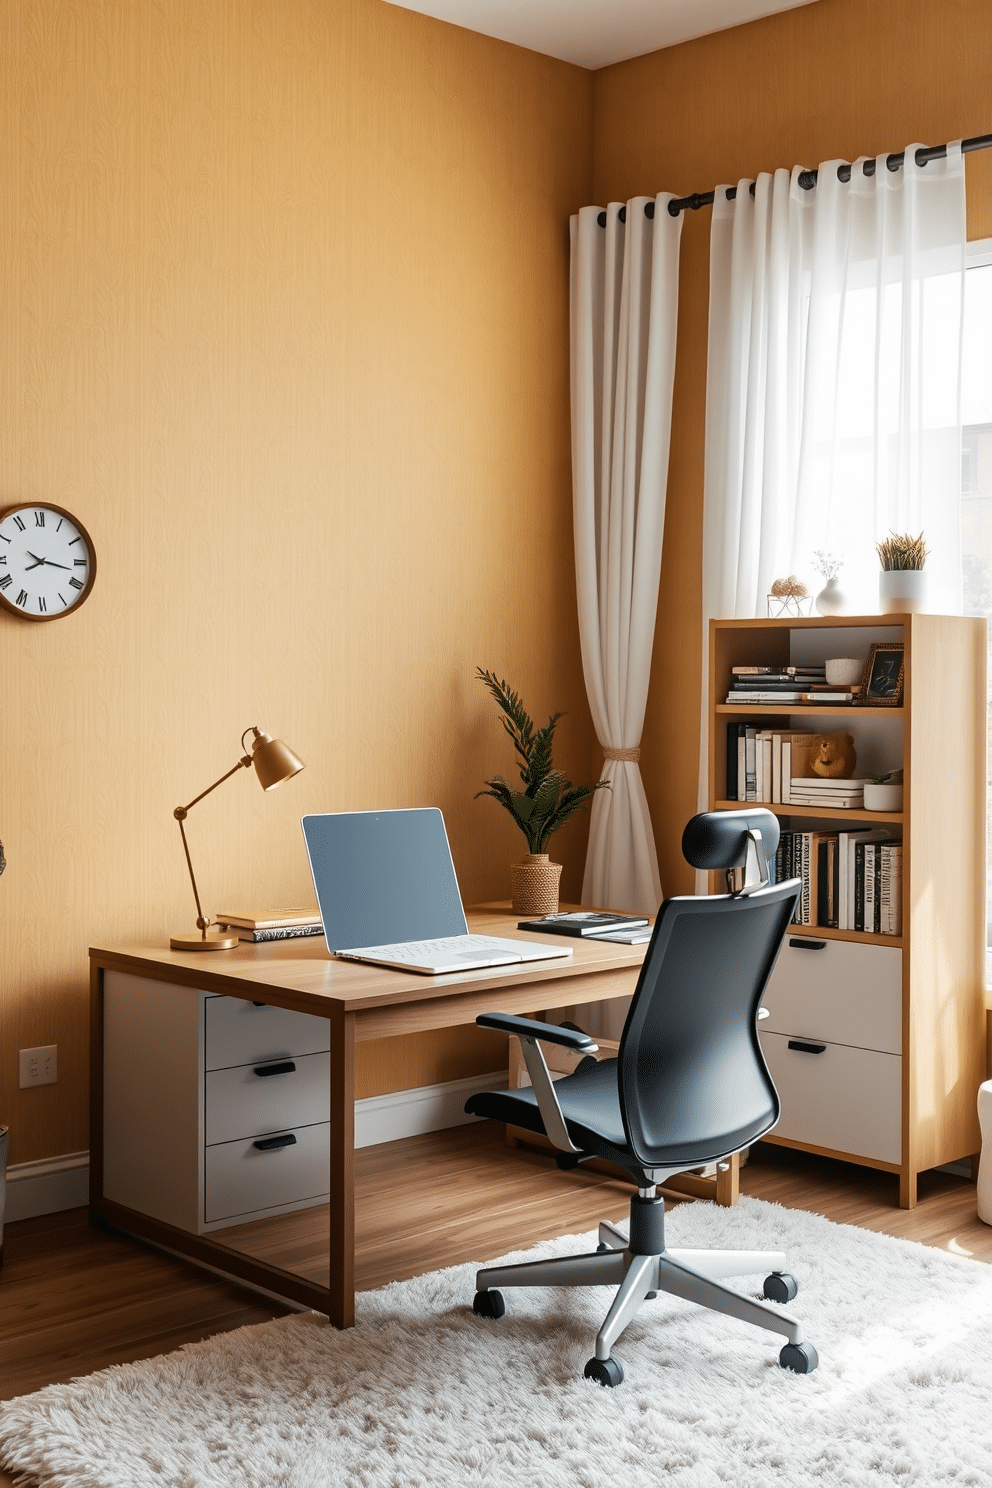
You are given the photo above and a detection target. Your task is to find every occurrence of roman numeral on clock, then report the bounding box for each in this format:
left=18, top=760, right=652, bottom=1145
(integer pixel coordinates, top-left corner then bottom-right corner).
left=0, top=574, right=11, bottom=590
left=37, top=595, right=47, bottom=613
left=16, top=589, right=28, bottom=607
left=34, top=511, right=45, bottom=527
left=13, top=515, right=25, bottom=532
left=69, top=577, right=84, bottom=590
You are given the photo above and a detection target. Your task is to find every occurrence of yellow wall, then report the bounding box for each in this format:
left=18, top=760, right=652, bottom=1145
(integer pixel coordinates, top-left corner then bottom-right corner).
left=0, top=0, right=594, bottom=1164
left=592, top=0, right=992, bottom=900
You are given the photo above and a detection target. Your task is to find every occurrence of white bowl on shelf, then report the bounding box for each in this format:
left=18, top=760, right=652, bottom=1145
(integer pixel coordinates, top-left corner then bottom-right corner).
left=863, top=782, right=903, bottom=812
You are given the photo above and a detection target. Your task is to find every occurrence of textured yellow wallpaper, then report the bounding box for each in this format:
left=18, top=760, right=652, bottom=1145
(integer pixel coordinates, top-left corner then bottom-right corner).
left=593, top=0, right=992, bottom=901
left=0, top=0, right=594, bottom=1162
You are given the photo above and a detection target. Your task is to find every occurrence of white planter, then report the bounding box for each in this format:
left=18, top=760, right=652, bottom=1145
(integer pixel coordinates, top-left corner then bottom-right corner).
left=879, top=568, right=927, bottom=614
left=863, top=782, right=903, bottom=812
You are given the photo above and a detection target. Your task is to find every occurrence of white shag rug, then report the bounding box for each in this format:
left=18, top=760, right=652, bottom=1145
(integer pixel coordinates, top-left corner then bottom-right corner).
left=3, top=1195, right=992, bottom=1488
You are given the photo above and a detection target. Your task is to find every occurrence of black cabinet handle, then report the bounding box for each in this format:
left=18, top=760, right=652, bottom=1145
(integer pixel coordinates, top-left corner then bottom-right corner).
left=788, top=1039, right=827, bottom=1054
left=253, top=1060, right=296, bottom=1078
left=789, top=938, right=827, bottom=950
left=251, top=1001, right=266, bottom=1007
left=252, top=1132, right=298, bottom=1151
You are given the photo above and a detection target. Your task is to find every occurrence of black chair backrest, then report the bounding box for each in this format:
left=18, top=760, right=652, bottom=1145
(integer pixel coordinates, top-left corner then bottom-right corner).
left=617, top=810, right=800, bottom=1173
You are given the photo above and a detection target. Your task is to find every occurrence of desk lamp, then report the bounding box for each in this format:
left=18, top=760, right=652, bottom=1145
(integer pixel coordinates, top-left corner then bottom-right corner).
left=171, top=725, right=305, bottom=952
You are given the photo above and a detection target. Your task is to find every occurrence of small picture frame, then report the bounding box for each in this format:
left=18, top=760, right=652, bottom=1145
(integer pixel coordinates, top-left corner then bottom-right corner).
left=859, top=642, right=904, bottom=706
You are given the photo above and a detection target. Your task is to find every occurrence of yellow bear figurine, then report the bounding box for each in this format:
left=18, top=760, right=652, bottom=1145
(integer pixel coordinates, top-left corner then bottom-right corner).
left=809, top=732, right=857, bottom=779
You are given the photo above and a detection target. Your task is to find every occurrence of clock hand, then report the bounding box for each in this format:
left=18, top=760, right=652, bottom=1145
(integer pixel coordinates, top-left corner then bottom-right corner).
left=42, top=559, right=70, bottom=570
left=24, top=551, right=46, bottom=570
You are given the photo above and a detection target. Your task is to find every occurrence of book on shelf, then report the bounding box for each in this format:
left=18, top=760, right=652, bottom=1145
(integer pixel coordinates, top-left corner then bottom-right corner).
left=217, top=922, right=325, bottom=943
left=516, top=911, right=649, bottom=937
left=731, top=665, right=827, bottom=676
left=214, top=908, right=322, bottom=930
left=775, top=827, right=901, bottom=935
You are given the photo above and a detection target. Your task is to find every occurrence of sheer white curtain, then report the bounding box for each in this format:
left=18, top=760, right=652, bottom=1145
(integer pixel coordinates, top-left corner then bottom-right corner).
left=568, top=196, right=682, bottom=1038
left=570, top=197, right=682, bottom=910
left=700, top=144, right=966, bottom=810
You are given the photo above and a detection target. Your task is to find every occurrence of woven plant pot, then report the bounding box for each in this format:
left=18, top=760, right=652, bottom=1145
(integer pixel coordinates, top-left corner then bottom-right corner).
left=510, top=854, right=562, bottom=916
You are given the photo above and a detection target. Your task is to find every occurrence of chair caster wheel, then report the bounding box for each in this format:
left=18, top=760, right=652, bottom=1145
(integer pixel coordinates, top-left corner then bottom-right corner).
left=584, top=1355, right=624, bottom=1387
left=763, top=1271, right=798, bottom=1303
left=472, top=1289, right=505, bottom=1320
left=779, top=1342, right=818, bottom=1374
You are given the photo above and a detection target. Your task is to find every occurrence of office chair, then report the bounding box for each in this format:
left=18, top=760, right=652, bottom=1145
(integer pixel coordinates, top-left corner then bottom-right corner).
left=465, top=808, right=818, bottom=1386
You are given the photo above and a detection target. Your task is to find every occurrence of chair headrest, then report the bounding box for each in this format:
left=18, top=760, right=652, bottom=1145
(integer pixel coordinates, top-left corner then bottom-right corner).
left=681, top=808, right=780, bottom=871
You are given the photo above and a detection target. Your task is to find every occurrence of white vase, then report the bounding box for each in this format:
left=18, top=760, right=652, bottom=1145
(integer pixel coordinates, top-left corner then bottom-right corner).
left=814, top=577, right=845, bottom=615
left=879, top=568, right=927, bottom=614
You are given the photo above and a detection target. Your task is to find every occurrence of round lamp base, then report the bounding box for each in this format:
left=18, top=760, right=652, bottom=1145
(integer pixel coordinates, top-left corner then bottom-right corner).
left=170, top=931, right=239, bottom=952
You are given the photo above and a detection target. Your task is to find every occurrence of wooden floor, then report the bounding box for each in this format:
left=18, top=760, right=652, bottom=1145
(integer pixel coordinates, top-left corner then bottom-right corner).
left=2, top=1125, right=990, bottom=1485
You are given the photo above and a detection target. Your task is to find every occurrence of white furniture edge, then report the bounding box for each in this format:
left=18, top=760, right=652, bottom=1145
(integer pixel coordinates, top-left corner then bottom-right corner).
left=5, top=1069, right=508, bottom=1223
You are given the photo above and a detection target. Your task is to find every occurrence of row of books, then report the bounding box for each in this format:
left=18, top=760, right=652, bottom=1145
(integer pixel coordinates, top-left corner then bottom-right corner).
left=775, top=829, right=902, bottom=934
left=727, top=663, right=860, bottom=706
left=726, top=724, right=867, bottom=807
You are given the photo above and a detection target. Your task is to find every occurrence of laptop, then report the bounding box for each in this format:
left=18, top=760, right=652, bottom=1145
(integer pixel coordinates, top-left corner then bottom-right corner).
left=301, top=808, right=573, bottom=975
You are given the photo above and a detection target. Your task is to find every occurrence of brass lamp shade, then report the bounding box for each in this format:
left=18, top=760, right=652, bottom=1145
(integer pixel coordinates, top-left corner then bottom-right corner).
left=248, top=729, right=305, bottom=791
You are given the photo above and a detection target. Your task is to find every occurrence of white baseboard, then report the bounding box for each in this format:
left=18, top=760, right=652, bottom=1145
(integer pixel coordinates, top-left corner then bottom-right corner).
left=5, top=1150, right=90, bottom=1223
left=354, top=1069, right=505, bottom=1148
left=2, top=1071, right=507, bottom=1224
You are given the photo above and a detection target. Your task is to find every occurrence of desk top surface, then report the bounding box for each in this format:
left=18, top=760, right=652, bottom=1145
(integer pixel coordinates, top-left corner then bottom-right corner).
left=90, top=910, right=650, bottom=1017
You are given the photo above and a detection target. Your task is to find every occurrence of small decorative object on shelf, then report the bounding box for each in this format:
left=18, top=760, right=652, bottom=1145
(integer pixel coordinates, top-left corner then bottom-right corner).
left=766, top=575, right=811, bottom=618
left=876, top=531, right=928, bottom=614
left=812, top=551, right=846, bottom=615
left=863, top=770, right=904, bottom=812
left=859, top=642, right=905, bottom=706
left=809, top=732, right=857, bottom=779
left=475, top=669, right=609, bottom=915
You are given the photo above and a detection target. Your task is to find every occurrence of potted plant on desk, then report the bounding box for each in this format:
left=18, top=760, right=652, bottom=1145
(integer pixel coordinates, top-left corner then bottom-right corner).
left=475, top=669, right=608, bottom=915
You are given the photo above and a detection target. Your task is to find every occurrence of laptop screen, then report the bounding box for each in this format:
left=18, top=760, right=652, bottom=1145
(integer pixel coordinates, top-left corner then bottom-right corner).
left=301, top=808, right=469, bottom=951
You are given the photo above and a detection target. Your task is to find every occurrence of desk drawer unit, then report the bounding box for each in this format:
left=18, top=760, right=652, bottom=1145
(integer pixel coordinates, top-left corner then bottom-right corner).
left=103, top=973, right=331, bottom=1235
left=759, top=938, right=903, bottom=1165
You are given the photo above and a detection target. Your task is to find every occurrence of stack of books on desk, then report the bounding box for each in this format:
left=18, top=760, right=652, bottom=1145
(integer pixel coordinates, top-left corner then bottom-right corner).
left=215, top=908, right=323, bottom=943
left=726, top=664, right=859, bottom=705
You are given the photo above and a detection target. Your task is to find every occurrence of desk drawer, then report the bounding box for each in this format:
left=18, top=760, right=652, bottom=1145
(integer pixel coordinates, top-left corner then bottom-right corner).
left=204, top=1122, right=330, bottom=1223
left=762, top=938, right=901, bottom=1055
left=204, top=996, right=329, bottom=1071
left=760, top=1031, right=901, bottom=1164
left=204, top=1051, right=329, bottom=1146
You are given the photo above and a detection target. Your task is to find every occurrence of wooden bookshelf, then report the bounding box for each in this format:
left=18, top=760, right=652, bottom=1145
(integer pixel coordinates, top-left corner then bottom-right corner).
left=710, top=613, right=988, bottom=1208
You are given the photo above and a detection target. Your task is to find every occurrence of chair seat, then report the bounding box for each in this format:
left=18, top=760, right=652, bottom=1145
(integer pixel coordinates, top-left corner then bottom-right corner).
left=467, top=1058, right=634, bottom=1168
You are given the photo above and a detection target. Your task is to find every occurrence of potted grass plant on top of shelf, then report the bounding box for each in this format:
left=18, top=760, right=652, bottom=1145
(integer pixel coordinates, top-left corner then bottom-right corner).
left=475, top=669, right=609, bottom=915
left=877, top=531, right=929, bottom=614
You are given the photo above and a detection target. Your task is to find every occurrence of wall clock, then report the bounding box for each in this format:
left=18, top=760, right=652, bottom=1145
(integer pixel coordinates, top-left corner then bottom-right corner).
left=0, top=503, right=97, bottom=621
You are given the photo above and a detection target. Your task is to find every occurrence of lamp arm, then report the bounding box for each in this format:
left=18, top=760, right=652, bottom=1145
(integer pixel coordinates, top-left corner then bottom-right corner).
left=173, top=757, right=251, bottom=934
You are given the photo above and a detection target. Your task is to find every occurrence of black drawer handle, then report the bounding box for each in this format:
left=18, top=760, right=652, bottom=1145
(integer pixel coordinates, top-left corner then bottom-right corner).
left=789, top=938, right=827, bottom=951
left=253, top=1060, right=297, bottom=1077
left=788, top=1039, right=827, bottom=1055
left=252, top=1132, right=298, bottom=1151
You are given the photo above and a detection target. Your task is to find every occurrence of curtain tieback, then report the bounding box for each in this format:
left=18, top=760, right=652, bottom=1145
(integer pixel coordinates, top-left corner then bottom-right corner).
left=603, top=746, right=641, bottom=762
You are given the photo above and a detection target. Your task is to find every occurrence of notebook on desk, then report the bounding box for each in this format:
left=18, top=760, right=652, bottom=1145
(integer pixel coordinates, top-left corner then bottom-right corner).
left=301, top=807, right=573, bottom=975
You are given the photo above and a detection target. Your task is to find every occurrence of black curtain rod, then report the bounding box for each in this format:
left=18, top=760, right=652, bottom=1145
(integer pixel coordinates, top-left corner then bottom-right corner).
left=596, top=133, right=992, bottom=226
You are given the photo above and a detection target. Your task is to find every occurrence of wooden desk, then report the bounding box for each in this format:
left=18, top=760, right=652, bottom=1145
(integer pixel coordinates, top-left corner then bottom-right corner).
left=89, top=913, right=647, bottom=1329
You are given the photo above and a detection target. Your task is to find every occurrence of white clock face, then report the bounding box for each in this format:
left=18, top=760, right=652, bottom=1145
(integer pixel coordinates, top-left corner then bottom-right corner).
left=0, top=505, right=96, bottom=621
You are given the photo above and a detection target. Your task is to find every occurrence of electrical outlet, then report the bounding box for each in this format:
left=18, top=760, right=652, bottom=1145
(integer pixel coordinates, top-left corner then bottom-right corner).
left=19, top=1045, right=57, bottom=1088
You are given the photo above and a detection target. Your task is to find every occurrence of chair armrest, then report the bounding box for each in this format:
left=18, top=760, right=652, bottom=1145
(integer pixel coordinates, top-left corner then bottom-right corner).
left=476, top=1012, right=594, bottom=1154
left=476, top=1012, right=599, bottom=1054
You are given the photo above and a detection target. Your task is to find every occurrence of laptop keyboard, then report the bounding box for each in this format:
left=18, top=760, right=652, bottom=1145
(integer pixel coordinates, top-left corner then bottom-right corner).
left=340, top=935, right=520, bottom=963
